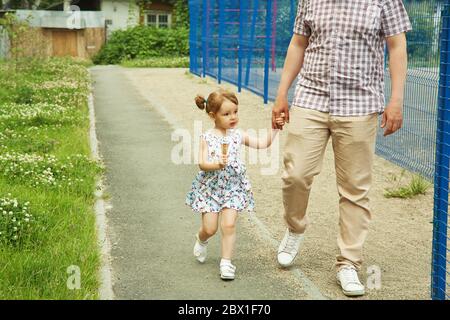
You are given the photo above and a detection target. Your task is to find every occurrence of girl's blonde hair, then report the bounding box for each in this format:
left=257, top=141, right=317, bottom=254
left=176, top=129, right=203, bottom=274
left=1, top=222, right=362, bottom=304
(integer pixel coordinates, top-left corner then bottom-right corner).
left=195, top=89, right=238, bottom=114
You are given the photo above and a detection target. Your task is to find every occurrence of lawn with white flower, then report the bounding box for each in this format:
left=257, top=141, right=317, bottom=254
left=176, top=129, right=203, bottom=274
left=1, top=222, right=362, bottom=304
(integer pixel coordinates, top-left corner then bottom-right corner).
left=0, top=58, right=102, bottom=299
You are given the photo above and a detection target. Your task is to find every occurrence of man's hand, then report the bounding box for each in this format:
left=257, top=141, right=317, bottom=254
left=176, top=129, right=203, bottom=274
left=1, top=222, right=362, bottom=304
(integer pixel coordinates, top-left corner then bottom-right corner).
left=381, top=100, right=403, bottom=136
left=272, top=96, right=290, bottom=130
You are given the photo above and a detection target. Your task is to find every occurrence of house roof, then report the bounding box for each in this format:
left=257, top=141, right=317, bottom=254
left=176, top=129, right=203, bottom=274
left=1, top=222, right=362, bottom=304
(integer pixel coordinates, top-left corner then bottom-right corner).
left=145, top=2, right=173, bottom=12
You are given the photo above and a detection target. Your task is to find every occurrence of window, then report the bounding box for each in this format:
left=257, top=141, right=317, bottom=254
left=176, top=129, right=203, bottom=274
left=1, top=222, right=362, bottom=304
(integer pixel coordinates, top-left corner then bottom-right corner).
left=158, top=15, right=168, bottom=28
left=145, top=11, right=171, bottom=28
left=147, top=14, right=157, bottom=27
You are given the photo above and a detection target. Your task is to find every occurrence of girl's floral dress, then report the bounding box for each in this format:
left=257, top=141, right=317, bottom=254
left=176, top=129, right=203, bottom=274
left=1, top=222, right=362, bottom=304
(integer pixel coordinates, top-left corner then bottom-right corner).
left=185, top=128, right=255, bottom=214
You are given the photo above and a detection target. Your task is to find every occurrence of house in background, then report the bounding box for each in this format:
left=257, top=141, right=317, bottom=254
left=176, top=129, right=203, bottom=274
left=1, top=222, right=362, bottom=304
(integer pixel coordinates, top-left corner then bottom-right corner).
left=101, top=0, right=138, bottom=35
left=142, top=2, right=173, bottom=28
left=1, top=0, right=174, bottom=59
left=102, top=0, right=173, bottom=36
left=12, top=1, right=105, bottom=59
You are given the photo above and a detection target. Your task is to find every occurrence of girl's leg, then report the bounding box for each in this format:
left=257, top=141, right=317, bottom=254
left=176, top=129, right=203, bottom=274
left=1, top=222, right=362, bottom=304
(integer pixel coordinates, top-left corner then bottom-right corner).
left=198, top=212, right=219, bottom=242
left=220, top=208, right=238, bottom=259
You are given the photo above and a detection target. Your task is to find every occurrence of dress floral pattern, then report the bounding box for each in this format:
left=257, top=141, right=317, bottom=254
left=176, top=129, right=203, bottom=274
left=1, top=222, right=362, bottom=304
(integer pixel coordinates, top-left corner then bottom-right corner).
left=185, top=128, right=255, bottom=214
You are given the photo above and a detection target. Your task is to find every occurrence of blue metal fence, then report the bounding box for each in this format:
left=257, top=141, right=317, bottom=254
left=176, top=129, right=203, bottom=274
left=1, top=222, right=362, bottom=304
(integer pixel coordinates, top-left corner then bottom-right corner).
left=378, top=0, right=443, bottom=183
left=432, top=2, right=450, bottom=301
left=188, top=0, right=450, bottom=299
left=189, top=0, right=296, bottom=101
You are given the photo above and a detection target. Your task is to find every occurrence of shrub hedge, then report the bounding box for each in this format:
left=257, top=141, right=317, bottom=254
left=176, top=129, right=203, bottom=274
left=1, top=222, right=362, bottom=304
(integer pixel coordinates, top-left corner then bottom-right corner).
left=93, top=26, right=189, bottom=65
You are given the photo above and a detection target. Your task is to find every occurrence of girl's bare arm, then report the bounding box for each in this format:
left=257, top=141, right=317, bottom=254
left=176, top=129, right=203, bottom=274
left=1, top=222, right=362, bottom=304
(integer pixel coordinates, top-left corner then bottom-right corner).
left=242, top=113, right=285, bottom=149
left=241, top=129, right=280, bottom=149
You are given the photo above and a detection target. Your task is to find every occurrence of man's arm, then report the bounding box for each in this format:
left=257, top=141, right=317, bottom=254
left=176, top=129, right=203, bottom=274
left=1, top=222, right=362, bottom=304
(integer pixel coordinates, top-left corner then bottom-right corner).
left=382, top=32, right=408, bottom=136
left=272, top=34, right=309, bottom=129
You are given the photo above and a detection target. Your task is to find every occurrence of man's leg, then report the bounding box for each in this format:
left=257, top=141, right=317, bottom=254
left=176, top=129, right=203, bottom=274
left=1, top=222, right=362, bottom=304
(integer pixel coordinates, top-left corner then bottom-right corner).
left=331, top=113, right=378, bottom=271
left=281, top=107, right=331, bottom=234
left=278, top=107, right=331, bottom=267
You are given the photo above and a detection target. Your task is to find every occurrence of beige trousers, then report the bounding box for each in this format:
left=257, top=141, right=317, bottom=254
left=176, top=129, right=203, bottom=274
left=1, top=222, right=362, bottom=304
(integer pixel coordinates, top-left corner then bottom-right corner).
left=281, top=107, right=378, bottom=270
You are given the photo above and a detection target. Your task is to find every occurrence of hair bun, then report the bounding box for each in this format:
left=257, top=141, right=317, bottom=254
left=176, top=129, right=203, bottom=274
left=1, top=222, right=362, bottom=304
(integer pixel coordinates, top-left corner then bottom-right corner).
left=195, top=95, right=206, bottom=110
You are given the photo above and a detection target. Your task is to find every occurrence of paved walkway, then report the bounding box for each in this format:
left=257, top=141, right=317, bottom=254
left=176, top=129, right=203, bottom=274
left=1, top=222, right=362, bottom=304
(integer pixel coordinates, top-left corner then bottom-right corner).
left=90, top=65, right=314, bottom=299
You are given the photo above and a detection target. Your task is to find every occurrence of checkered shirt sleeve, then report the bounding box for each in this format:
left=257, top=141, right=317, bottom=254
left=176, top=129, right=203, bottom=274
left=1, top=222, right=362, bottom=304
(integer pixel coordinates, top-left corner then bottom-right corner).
left=293, top=0, right=311, bottom=37
left=381, top=0, right=413, bottom=37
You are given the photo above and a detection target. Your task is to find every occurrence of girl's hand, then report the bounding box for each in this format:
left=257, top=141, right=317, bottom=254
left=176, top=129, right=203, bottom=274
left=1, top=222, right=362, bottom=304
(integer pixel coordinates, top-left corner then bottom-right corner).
left=272, top=97, right=289, bottom=130
left=275, top=112, right=286, bottom=127
left=218, top=154, right=228, bottom=169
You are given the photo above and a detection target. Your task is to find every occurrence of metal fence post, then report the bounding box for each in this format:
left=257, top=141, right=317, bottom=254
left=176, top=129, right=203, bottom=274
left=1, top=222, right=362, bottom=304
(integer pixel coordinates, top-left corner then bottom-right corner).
left=238, top=0, right=247, bottom=92
left=218, top=0, right=224, bottom=84
left=264, top=0, right=273, bottom=104
left=188, top=0, right=196, bottom=74
left=245, top=0, right=259, bottom=87
left=202, top=0, right=208, bottom=77
left=432, top=3, right=450, bottom=301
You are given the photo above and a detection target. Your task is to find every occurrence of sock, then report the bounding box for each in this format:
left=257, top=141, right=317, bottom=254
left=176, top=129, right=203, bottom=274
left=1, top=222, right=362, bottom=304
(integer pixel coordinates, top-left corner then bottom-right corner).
left=220, top=258, right=232, bottom=265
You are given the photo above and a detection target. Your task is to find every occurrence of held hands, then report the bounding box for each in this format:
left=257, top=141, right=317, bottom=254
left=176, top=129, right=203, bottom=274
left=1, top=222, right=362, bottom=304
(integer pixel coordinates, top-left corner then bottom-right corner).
left=272, top=96, right=290, bottom=130
left=275, top=113, right=286, bottom=128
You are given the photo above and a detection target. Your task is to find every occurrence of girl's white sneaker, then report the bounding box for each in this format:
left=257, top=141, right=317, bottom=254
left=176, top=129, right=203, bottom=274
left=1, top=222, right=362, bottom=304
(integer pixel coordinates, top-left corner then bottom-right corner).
left=220, top=262, right=236, bottom=280
left=193, top=234, right=208, bottom=263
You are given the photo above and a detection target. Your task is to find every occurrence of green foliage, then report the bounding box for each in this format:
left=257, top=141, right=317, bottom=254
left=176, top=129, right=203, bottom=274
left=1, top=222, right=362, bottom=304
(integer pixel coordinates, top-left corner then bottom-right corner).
left=384, top=171, right=431, bottom=199
left=93, top=26, right=189, bottom=65
left=0, top=57, right=100, bottom=299
left=173, top=0, right=190, bottom=29
left=121, top=56, right=189, bottom=68
left=0, top=11, right=22, bottom=36
left=0, top=195, right=35, bottom=246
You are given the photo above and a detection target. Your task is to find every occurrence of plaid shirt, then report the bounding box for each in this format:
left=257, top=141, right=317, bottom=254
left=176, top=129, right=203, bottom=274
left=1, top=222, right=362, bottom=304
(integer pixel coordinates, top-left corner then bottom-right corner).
left=292, top=0, right=412, bottom=116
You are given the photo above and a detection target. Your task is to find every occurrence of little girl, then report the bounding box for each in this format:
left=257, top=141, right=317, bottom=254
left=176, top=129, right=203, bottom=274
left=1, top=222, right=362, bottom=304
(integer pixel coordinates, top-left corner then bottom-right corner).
left=185, top=89, right=285, bottom=280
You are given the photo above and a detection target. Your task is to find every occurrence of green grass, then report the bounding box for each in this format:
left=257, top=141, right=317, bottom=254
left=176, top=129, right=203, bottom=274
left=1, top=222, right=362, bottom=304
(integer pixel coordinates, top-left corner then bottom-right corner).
left=121, top=56, right=189, bottom=68
left=184, top=70, right=194, bottom=79
left=384, top=171, right=431, bottom=199
left=0, top=57, right=101, bottom=299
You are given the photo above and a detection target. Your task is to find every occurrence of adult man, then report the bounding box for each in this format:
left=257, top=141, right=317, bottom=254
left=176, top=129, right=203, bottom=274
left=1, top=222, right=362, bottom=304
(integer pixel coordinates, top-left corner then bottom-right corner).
left=272, top=0, right=411, bottom=296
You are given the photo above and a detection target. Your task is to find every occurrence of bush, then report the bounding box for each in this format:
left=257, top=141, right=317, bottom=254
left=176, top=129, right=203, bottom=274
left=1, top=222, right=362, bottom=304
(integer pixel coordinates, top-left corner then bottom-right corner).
left=93, top=26, right=189, bottom=65
left=121, top=56, right=189, bottom=68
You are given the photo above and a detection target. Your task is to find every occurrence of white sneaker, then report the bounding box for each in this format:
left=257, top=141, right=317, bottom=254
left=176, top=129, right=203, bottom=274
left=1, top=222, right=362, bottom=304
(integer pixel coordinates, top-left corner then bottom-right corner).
left=193, top=234, right=208, bottom=263
left=277, top=229, right=303, bottom=267
left=220, top=262, right=236, bottom=280
left=336, top=265, right=365, bottom=297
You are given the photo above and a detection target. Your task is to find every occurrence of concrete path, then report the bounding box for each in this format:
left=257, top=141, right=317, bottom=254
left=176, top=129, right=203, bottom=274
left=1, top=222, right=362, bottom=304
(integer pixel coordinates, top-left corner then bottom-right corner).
left=90, top=65, right=315, bottom=300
